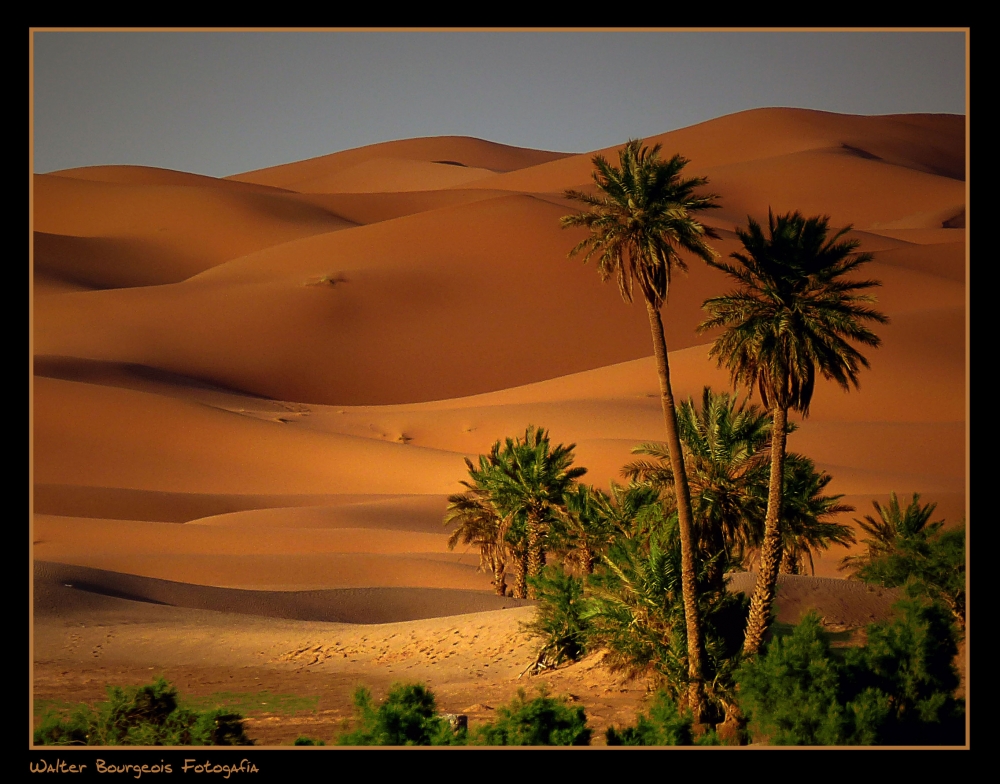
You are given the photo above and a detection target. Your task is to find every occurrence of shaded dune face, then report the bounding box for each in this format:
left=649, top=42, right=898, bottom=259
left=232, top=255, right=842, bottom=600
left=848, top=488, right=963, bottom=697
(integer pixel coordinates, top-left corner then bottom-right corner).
left=32, top=107, right=966, bottom=621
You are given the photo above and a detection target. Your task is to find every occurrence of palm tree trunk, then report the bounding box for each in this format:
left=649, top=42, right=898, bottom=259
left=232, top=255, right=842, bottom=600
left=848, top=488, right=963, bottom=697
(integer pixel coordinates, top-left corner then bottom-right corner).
left=527, top=513, right=544, bottom=598
left=743, top=404, right=789, bottom=655
left=646, top=302, right=704, bottom=722
left=511, top=553, right=527, bottom=599
left=493, top=557, right=507, bottom=596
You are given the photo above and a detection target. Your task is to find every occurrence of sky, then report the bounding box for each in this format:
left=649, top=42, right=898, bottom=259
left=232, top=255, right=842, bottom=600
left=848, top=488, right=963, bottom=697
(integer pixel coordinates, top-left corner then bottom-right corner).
left=31, top=30, right=967, bottom=178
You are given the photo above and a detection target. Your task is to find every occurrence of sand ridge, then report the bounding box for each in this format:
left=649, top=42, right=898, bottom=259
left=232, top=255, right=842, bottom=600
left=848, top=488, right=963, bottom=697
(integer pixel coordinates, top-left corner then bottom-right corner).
left=32, top=107, right=966, bottom=740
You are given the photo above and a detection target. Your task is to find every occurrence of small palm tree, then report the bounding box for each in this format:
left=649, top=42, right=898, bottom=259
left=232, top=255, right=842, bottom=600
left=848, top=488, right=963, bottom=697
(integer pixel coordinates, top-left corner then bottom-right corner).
left=624, top=387, right=773, bottom=589
left=777, top=455, right=855, bottom=575
left=486, top=426, right=587, bottom=598
left=839, top=492, right=942, bottom=575
left=700, top=209, right=888, bottom=655
left=561, top=139, right=720, bottom=719
left=444, top=474, right=512, bottom=597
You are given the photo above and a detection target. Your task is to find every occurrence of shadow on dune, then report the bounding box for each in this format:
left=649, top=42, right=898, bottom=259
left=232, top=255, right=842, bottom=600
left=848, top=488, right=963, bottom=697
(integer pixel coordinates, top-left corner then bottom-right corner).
left=34, top=561, right=532, bottom=624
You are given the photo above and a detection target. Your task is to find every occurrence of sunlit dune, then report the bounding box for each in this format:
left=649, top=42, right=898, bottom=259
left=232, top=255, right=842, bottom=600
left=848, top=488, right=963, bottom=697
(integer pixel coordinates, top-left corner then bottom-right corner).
left=32, top=106, right=966, bottom=642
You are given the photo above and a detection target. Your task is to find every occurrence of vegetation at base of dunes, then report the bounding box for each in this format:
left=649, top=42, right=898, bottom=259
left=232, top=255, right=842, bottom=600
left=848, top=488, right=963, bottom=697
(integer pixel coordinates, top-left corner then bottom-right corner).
left=182, top=689, right=319, bottom=717
left=335, top=683, right=464, bottom=746
left=444, top=425, right=586, bottom=600
left=562, top=138, right=722, bottom=722
left=623, top=386, right=856, bottom=584
left=467, top=687, right=591, bottom=746
left=33, top=678, right=252, bottom=746
left=332, top=682, right=590, bottom=746
left=734, top=600, right=965, bottom=746
left=520, top=565, right=590, bottom=671
left=293, top=736, right=325, bottom=746
left=583, top=524, right=749, bottom=726
left=840, top=492, right=966, bottom=631
left=605, top=690, right=723, bottom=746
left=699, top=209, right=888, bottom=656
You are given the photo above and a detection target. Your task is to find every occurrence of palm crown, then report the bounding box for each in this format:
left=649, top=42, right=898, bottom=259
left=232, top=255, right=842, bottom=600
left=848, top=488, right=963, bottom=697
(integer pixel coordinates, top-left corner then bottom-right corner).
left=561, top=139, right=721, bottom=309
left=699, top=210, right=888, bottom=415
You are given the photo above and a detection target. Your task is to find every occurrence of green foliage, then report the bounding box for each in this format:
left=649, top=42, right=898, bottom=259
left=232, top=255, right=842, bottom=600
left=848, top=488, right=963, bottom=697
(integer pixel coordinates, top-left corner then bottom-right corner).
left=445, top=425, right=586, bottom=599
left=293, top=736, right=325, bottom=746
left=583, top=525, right=748, bottom=721
left=625, top=388, right=855, bottom=580
left=700, top=209, right=887, bottom=416
left=734, top=612, right=873, bottom=745
left=561, top=139, right=720, bottom=309
left=734, top=602, right=965, bottom=745
left=843, top=598, right=965, bottom=745
left=33, top=678, right=252, bottom=746
left=469, top=688, right=591, bottom=746
left=606, top=691, right=694, bottom=745
left=842, top=493, right=965, bottom=628
left=335, top=683, right=464, bottom=746
left=522, top=565, right=590, bottom=667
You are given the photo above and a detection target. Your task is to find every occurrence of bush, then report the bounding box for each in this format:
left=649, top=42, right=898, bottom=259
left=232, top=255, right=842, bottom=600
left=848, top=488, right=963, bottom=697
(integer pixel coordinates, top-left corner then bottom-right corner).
left=469, top=688, right=591, bottom=746
left=293, top=736, right=325, bottom=746
left=605, top=691, right=695, bottom=745
left=522, top=565, right=590, bottom=669
left=33, top=678, right=252, bottom=746
left=335, top=683, right=464, bottom=746
left=855, top=529, right=966, bottom=630
left=842, top=597, right=965, bottom=745
left=734, top=600, right=965, bottom=746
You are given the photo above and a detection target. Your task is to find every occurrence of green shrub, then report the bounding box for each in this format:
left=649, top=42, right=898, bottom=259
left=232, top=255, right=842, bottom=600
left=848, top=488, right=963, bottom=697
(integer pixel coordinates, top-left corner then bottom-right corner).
left=335, top=683, right=464, bottom=746
left=606, top=690, right=694, bottom=745
left=33, top=678, right=252, bottom=746
left=842, top=597, right=965, bottom=745
left=522, top=565, right=590, bottom=668
left=469, top=688, right=591, bottom=746
left=734, top=600, right=965, bottom=746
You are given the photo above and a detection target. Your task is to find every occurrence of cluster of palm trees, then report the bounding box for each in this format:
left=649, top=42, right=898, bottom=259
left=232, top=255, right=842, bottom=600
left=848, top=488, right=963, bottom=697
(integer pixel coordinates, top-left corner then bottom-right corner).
left=445, top=426, right=586, bottom=600
left=447, top=139, right=889, bottom=723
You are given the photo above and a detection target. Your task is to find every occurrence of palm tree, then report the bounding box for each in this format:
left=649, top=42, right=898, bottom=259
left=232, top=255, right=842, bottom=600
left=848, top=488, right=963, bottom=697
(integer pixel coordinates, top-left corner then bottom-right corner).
left=699, top=210, right=888, bottom=655
left=777, top=455, right=855, bottom=575
left=839, top=492, right=942, bottom=575
left=561, top=139, right=720, bottom=720
left=554, top=481, right=665, bottom=575
left=624, top=387, right=772, bottom=589
left=444, top=475, right=512, bottom=597
left=485, top=426, right=587, bottom=598
left=840, top=492, right=964, bottom=629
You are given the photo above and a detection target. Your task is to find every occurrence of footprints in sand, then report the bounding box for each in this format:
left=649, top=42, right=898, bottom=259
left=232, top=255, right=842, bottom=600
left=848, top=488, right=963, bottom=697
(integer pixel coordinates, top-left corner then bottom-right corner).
left=272, top=622, right=533, bottom=675
left=90, top=631, right=116, bottom=659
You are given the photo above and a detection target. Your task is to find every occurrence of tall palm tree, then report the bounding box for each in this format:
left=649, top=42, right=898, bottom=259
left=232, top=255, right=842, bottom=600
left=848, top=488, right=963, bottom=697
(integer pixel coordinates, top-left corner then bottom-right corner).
left=561, top=139, right=720, bottom=720
left=486, top=426, right=587, bottom=597
left=699, top=210, right=887, bottom=655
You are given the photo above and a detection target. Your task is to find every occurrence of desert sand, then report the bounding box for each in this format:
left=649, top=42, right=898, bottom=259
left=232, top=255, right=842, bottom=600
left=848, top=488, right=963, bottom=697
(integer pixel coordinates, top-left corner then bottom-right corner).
left=32, top=107, right=966, bottom=745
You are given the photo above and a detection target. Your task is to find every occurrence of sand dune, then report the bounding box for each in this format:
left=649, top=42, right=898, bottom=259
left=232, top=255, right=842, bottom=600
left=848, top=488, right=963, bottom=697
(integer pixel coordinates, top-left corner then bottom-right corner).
left=34, top=562, right=528, bottom=623
left=33, top=174, right=355, bottom=289
left=226, top=135, right=571, bottom=190
left=33, top=106, right=966, bottom=621
left=452, top=108, right=964, bottom=194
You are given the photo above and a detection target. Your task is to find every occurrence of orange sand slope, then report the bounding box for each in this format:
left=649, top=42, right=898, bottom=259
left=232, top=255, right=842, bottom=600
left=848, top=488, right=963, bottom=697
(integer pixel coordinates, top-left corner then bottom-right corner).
left=32, top=108, right=966, bottom=612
